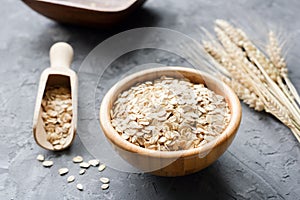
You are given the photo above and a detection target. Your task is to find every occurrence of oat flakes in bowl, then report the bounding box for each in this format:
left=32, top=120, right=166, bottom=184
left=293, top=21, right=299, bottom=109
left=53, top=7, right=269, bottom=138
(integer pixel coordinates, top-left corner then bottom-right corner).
left=100, top=67, right=242, bottom=176
left=111, top=76, right=231, bottom=151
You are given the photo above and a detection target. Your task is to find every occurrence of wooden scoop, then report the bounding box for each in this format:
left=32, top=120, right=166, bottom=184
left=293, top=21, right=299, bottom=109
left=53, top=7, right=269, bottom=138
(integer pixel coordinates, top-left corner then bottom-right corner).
left=33, top=42, right=78, bottom=151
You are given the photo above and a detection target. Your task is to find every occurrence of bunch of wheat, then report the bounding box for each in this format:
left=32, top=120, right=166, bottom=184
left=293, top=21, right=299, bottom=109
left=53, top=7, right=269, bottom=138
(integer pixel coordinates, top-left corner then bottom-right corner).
left=195, top=20, right=300, bottom=142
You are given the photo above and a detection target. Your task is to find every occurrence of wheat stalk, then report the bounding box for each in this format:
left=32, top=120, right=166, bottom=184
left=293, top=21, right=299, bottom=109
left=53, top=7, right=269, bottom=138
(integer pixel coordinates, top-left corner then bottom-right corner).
left=202, top=41, right=265, bottom=111
left=194, top=20, right=300, bottom=142
left=267, top=31, right=300, bottom=106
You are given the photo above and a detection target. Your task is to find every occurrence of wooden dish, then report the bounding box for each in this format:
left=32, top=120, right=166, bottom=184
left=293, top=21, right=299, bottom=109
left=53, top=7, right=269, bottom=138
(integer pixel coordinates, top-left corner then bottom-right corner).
left=33, top=42, right=78, bottom=151
left=22, top=0, right=146, bottom=27
left=100, top=67, right=242, bottom=176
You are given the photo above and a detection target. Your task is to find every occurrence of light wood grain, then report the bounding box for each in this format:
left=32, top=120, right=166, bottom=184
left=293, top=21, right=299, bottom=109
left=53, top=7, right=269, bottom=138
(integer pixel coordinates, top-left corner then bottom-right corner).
left=100, top=67, right=242, bottom=176
left=22, top=0, right=146, bottom=27
left=33, top=42, right=78, bottom=151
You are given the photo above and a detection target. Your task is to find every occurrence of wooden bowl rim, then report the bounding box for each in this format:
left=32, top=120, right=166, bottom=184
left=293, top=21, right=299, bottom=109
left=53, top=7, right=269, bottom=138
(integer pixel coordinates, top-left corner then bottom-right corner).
left=100, top=66, right=242, bottom=159
left=34, top=0, right=140, bottom=12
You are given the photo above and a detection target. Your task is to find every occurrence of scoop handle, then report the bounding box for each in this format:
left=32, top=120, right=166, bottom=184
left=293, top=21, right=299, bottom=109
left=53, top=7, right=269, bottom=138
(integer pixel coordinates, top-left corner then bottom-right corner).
left=50, top=42, right=74, bottom=69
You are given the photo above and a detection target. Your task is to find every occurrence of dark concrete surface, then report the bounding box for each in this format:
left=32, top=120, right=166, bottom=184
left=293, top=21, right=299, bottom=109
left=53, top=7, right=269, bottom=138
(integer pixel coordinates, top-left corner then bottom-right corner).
left=0, top=0, right=300, bottom=199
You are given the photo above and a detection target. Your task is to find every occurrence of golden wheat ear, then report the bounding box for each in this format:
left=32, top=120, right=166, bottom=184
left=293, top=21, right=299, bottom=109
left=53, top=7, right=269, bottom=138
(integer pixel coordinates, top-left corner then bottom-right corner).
left=191, top=20, right=300, bottom=142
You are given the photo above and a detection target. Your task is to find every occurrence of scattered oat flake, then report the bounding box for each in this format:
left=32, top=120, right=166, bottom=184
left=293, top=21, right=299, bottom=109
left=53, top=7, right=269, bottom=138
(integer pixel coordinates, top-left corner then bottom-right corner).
left=42, top=160, right=53, bottom=167
left=98, top=164, right=106, bottom=172
left=76, top=183, right=83, bottom=191
left=67, top=175, right=75, bottom=183
left=79, top=162, right=90, bottom=168
left=36, top=154, right=44, bottom=162
left=79, top=169, right=86, bottom=175
left=58, top=168, right=69, bottom=175
left=72, top=156, right=83, bottom=163
left=101, top=184, right=109, bottom=190
left=100, top=177, right=110, bottom=184
left=88, top=159, right=100, bottom=167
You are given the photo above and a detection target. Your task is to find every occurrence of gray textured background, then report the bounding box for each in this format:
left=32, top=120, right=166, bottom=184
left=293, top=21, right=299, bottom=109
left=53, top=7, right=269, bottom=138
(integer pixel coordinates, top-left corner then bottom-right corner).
left=1, top=0, right=300, bottom=199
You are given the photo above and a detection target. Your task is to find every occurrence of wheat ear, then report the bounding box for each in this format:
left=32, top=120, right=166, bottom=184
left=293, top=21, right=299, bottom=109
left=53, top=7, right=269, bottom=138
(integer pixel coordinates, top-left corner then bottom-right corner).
left=200, top=20, right=300, bottom=142
left=267, top=31, right=300, bottom=106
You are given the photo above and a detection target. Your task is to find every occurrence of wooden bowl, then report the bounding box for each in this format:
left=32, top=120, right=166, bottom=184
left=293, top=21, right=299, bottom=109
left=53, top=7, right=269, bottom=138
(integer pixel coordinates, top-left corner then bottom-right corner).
left=22, top=0, right=146, bottom=27
left=100, top=67, right=242, bottom=176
